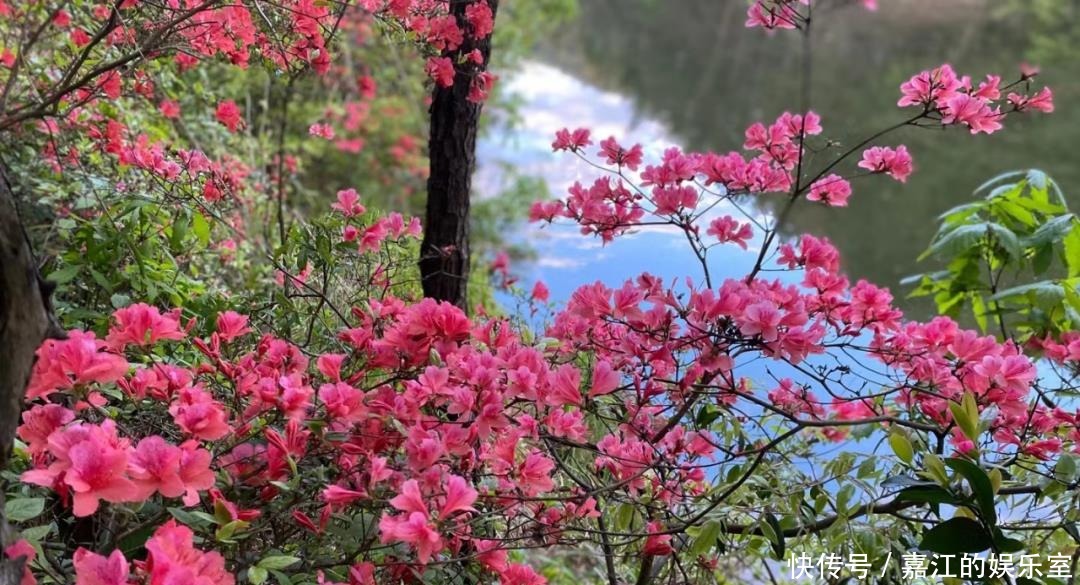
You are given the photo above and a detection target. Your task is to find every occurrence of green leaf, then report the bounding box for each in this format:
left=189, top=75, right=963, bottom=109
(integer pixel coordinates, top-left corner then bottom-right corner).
left=1027, top=169, right=1049, bottom=192
left=923, top=454, right=949, bottom=485
left=836, top=484, right=855, bottom=512
left=4, top=497, right=45, bottom=523
left=945, top=457, right=997, bottom=525
left=760, top=513, right=785, bottom=560
left=987, top=222, right=1023, bottom=260
left=989, top=468, right=1002, bottom=494
left=990, top=281, right=1066, bottom=307
left=1065, top=223, right=1080, bottom=277
left=766, top=513, right=785, bottom=560
left=248, top=566, right=268, bottom=585
left=970, top=293, right=988, bottom=333
left=895, top=486, right=957, bottom=506
left=882, top=475, right=934, bottom=490
left=695, top=405, right=722, bottom=427
left=1024, top=214, right=1075, bottom=248
left=995, top=199, right=1036, bottom=228
left=192, top=212, right=211, bottom=246
left=48, top=264, right=81, bottom=285
left=948, top=395, right=979, bottom=442
left=168, top=507, right=208, bottom=527
left=1055, top=454, right=1077, bottom=484
left=924, top=223, right=989, bottom=261
left=615, top=502, right=636, bottom=532
left=215, top=519, right=248, bottom=542
left=1033, top=243, right=1054, bottom=276
left=888, top=429, right=914, bottom=465
left=972, top=170, right=1026, bottom=197
left=689, top=520, right=722, bottom=556
left=170, top=214, right=189, bottom=250
left=920, top=518, right=993, bottom=554
left=258, top=556, right=300, bottom=570
left=118, top=521, right=159, bottom=555
left=936, top=202, right=983, bottom=222
left=110, top=293, right=131, bottom=309
left=993, top=528, right=1025, bottom=554
left=20, top=524, right=52, bottom=543
left=89, top=267, right=112, bottom=292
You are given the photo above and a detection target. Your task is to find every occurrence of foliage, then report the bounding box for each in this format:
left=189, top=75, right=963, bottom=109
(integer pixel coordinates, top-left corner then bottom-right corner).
left=908, top=169, right=1080, bottom=338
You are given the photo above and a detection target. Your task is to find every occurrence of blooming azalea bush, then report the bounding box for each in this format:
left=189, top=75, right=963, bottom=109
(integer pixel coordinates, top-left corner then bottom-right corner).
left=3, top=1, right=1080, bottom=585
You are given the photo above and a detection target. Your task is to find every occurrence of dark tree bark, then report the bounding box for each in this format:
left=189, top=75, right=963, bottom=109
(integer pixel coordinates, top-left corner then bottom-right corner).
left=0, top=163, right=62, bottom=584
left=419, top=0, right=499, bottom=310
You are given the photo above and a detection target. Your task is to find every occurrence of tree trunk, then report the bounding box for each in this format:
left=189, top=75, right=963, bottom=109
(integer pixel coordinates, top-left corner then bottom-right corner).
left=0, top=163, right=61, bottom=584
left=419, top=0, right=499, bottom=310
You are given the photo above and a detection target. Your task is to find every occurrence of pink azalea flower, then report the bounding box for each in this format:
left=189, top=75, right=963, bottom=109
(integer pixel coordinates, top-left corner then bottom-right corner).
left=169, top=387, right=231, bottom=441
left=642, top=521, right=674, bottom=555
left=439, top=475, right=478, bottom=519
left=17, top=403, right=75, bottom=455
left=22, top=421, right=138, bottom=517
left=73, top=548, right=128, bottom=585
left=739, top=301, right=782, bottom=342
left=322, top=484, right=366, bottom=507
left=1023, top=438, right=1062, bottom=461
left=215, top=311, right=251, bottom=342
left=424, top=56, right=455, bottom=88
left=389, top=479, right=428, bottom=515
left=941, top=94, right=1002, bottom=135
left=973, top=74, right=1001, bottom=100
left=465, top=1, right=494, bottom=38
left=498, top=564, right=547, bottom=585
left=587, top=359, right=620, bottom=398
left=547, top=363, right=583, bottom=407
left=898, top=64, right=964, bottom=108
left=4, top=539, right=35, bottom=585
left=144, top=520, right=235, bottom=585
left=159, top=99, right=181, bottom=119
left=378, top=511, right=443, bottom=564
left=129, top=435, right=184, bottom=501
left=215, top=100, right=243, bottom=133
left=318, top=382, right=366, bottom=423
left=706, top=215, right=754, bottom=249
left=106, top=303, right=185, bottom=349
left=857, top=145, right=913, bottom=182
left=331, top=188, right=366, bottom=217
left=552, top=128, right=592, bottom=152
left=308, top=123, right=335, bottom=139
left=598, top=136, right=644, bottom=170
left=177, top=440, right=216, bottom=505
left=517, top=451, right=555, bottom=496
left=1008, top=87, right=1054, bottom=113
left=806, top=174, right=852, bottom=207
left=25, top=330, right=129, bottom=401
left=745, top=1, right=800, bottom=30
left=467, top=70, right=497, bottom=103
left=531, top=280, right=550, bottom=303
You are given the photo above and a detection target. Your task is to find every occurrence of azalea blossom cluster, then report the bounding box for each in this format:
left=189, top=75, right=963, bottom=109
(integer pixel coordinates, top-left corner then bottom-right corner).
left=360, top=0, right=499, bottom=102
left=6, top=520, right=231, bottom=585
left=898, top=64, right=1054, bottom=134
left=23, top=185, right=1069, bottom=583
left=745, top=0, right=878, bottom=31
left=532, top=64, right=1064, bottom=468
left=541, top=62, right=1050, bottom=246
left=0, top=0, right=341, bottom=133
